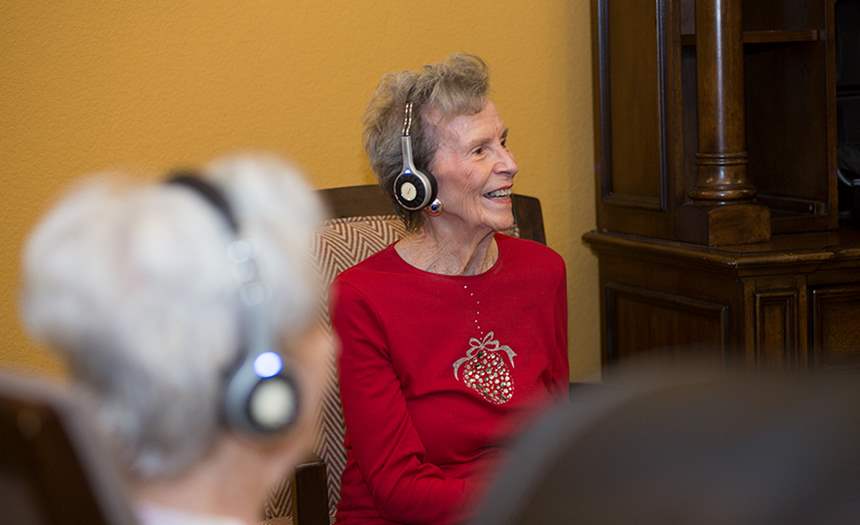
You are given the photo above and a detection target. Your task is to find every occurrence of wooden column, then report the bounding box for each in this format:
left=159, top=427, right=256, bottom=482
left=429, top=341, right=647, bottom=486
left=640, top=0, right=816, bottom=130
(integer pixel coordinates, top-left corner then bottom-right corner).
left=691, top=0, right=752, bottom=201
left=678, top=0, right=770, bottom=245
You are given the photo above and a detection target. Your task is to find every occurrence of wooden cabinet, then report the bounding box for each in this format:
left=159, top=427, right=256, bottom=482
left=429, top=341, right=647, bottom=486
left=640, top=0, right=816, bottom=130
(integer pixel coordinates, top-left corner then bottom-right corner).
left=586, top=229, right=860, bottom=370
left=585, top=0, right=860, bottom=370
left=591, top=0, right=837, bottom=244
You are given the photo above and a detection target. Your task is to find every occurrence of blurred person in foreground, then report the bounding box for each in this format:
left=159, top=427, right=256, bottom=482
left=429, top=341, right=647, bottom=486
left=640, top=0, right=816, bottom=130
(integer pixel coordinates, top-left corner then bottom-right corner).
left=21, top=154, right=335, bottom=525
left=331, top=53, right=569, bottom=525
left=470, top=360, right=860, bottom=525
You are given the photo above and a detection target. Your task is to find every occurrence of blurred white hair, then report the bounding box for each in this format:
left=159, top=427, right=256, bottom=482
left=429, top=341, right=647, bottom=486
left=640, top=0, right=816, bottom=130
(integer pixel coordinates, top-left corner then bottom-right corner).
left=21, top=153, right=325, bottom=479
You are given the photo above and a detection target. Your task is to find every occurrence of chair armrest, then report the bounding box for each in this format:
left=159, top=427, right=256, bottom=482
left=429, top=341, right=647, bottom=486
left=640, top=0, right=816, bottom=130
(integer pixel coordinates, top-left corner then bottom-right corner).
left=293, top=453, right=330, bottom=525
left=568, top=381, right=601, bottom=399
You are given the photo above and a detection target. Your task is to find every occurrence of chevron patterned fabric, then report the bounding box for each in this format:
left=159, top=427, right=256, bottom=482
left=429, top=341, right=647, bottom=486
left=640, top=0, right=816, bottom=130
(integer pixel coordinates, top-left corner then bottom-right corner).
left=264, top=215, right=406, bottom=523
left=263, top=214, right=520, bottom=523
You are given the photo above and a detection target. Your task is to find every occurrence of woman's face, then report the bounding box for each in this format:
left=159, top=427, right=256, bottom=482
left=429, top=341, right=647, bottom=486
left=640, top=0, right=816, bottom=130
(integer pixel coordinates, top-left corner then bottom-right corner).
left=428, top=100, right=518, bottom=235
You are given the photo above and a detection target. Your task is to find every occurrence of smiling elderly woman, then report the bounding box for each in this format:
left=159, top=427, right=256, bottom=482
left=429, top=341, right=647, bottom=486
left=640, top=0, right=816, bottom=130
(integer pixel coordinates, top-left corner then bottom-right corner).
left=331, top=54, right=570, bottom=525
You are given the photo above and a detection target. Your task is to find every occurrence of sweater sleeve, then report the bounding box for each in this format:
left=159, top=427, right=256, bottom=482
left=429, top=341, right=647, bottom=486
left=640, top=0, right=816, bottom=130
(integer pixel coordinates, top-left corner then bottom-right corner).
left=331, top=278, right=475, bottom=525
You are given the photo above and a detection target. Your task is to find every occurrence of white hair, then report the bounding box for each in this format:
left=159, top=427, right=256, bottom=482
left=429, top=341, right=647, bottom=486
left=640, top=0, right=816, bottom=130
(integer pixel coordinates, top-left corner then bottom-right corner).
left=364, top=53, right=489, bottom=230
left=21, top=153, right=325, bottom=479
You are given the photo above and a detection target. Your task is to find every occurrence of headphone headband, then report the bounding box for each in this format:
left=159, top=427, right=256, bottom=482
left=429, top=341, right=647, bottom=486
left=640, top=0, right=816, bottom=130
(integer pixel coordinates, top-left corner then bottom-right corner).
left=165, top=171, right=239, bottom=233
left=402, top=101, right=415, bottom=137
left=163, top=170, right=300, bottom=435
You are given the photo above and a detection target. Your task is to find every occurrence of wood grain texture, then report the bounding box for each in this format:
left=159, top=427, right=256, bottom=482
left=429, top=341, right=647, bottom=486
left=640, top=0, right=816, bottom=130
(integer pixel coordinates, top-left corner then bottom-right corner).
left=585, top=229, right=860, bottom=370
left=677, top=202, right=770, bottom=246
left=811, top=286, right=860, bottom=370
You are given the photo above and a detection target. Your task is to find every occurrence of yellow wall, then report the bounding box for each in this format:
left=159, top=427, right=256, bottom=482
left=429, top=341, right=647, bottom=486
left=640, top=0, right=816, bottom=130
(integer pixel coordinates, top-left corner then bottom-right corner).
left=0, top=1, right=599, bottom=381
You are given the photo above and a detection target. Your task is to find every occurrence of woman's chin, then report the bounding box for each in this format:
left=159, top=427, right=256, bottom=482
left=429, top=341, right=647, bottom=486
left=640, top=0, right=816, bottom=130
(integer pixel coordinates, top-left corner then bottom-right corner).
left=487, top=215, right=515, bottom=233
left=448, top=207, right=514, bottom=234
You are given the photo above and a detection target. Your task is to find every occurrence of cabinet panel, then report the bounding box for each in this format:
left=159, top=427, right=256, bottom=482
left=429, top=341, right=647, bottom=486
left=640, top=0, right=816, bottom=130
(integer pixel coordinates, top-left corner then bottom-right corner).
left=811, top=286, right=860, bottom=370
left=742, top=0, right=825, bottom=32
left=754, top=290, right=800, bottom=367
left=604, top=282, right=728, bottom=364
left=594, top=0, right=670, bottom=211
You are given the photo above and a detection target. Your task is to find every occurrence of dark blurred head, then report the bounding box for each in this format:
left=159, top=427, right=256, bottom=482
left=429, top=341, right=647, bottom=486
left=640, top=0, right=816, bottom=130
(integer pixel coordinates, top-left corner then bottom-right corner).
left=470, top=363, right=860, bottom=525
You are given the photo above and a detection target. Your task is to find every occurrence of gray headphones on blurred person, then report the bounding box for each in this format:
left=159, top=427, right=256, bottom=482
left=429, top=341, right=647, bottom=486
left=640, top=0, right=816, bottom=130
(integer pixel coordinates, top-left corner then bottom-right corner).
left=165, top=172, right=300, bottom=435
left=393, top=99, right=440, bottom=212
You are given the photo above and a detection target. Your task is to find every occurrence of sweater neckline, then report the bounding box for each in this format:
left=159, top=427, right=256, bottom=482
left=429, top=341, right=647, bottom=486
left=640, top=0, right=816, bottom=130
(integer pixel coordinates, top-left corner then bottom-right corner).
left=391, top=232, right=505, bottom=280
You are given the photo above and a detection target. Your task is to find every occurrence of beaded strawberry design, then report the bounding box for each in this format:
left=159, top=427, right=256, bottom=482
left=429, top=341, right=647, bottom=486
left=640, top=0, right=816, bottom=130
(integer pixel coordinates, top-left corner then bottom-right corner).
left=453, top=331, right=517, bottom=404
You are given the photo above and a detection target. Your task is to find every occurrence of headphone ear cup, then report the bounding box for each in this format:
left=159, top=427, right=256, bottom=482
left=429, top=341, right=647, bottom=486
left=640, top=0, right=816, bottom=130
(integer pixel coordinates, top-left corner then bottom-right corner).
left=393, top=169, right=437, bottom=211
left=395, top=125, right=437, bottom=211
left=223, top=358, right=301, bottom=435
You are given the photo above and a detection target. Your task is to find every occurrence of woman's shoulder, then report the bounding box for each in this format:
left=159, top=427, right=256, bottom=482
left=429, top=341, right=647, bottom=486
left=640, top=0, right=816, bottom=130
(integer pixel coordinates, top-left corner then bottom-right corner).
left=497, top=233, right=565, bottom=270
left=332, top=242, right=405, bottom=290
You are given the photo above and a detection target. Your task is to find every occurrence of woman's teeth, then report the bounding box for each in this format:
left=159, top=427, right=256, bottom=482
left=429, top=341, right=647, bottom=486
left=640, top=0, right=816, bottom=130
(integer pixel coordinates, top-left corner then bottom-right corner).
left=484, top=188, right=512, bottom=198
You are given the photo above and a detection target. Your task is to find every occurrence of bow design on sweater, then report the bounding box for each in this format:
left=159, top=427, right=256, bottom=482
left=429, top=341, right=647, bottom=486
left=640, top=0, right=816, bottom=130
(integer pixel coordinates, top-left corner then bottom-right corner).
left=452, top=331, right=517, bottom=379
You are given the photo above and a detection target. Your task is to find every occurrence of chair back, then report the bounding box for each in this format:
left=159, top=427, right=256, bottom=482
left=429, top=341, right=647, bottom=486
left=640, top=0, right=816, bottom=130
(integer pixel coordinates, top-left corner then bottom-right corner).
left=0, top=371, right=138, bottom=525
left=264, top=184, right=546, bottom=523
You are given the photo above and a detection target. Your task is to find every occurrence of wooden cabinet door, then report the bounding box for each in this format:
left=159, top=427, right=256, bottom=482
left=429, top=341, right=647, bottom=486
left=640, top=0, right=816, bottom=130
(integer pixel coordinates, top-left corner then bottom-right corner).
left=744, top=276, right=807, bottom=368
left=604, top=282, right=729, bottom=365
left=811, top=285, right=860, bottom=370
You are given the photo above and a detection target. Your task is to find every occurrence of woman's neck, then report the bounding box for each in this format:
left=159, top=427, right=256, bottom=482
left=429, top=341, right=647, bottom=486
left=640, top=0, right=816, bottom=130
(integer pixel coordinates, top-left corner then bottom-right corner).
left=396, top=221, right=498, bottom=276
left=134, top=436, right=297, bottom=525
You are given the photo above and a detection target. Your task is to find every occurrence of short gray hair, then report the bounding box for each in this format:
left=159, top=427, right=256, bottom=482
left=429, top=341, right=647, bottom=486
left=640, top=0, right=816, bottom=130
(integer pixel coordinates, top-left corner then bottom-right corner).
left=21, top=153, right=325, bottom=480
left=363, top=53, right=489, bottom=231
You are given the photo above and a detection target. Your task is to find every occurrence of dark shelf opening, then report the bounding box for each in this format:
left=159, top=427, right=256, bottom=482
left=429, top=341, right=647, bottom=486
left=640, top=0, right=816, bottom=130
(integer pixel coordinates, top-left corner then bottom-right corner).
left=836, top=0, right=860, bottom=224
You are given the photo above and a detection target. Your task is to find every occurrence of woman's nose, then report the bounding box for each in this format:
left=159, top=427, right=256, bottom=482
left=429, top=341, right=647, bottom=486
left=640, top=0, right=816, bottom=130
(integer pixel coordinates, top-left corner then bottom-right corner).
left=496, top=147, right=518, bottom=177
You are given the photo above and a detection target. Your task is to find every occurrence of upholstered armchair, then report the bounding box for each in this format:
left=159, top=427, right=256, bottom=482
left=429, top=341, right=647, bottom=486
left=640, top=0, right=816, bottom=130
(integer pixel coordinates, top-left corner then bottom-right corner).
left=262, top=184, right=547, bottom=525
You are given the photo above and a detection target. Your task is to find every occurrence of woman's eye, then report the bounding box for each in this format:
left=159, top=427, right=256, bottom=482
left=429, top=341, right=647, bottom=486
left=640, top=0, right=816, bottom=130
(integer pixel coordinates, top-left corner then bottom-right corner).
left=472, top=147, right=484, bottom=156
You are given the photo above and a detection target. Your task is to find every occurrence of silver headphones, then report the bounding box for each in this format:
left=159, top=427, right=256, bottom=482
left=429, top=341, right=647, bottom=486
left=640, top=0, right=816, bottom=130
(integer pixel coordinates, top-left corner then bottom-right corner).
left=392, top=100, right=439, bottom=211
left=165, top=172, right=300, bottom=435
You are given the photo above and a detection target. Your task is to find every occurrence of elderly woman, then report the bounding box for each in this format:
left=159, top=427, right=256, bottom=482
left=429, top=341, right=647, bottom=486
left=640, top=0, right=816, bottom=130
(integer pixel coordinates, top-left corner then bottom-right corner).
left=332, top=54, right=569, bottom=525
left=21, top=154, right=334, bottom=525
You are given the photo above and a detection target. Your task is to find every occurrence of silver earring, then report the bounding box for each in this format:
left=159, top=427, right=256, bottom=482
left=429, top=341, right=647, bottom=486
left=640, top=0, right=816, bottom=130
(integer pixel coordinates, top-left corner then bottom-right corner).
left=427, top=198, right=443, bottom=216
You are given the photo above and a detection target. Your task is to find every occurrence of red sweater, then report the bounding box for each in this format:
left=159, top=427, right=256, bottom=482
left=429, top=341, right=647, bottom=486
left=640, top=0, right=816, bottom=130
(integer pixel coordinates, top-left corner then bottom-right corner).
left=331, top=234, right=569, bottom=525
